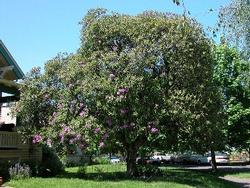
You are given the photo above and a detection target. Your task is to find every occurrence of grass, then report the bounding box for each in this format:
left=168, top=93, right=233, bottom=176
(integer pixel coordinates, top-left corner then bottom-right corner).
left=5, top=164, right=239, bottom=188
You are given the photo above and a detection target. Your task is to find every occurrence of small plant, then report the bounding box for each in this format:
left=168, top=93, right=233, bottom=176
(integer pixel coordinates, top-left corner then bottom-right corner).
left=9, top=163, right=31, bottom=180
left=93, top=156, right=110, bottom=165
left=77, top=165, right=87, bottom=177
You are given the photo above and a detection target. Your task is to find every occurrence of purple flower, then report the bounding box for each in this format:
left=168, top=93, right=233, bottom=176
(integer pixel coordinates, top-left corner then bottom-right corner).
left=79, top=111, right=86, bottom=117
left=120, top=108, right=129, bottom=114
left=94, top=128, right=101, bottom=133
left=75, top=134, right=81, bottom=140
left=99, top=142, right=105, bottom=148
left=52, top=112, right=57, bottom=117
left=150, top=127, right=159, bottom=134
left=60, top=135, right=64, bottom=143
left=69, top=139, right=74, bottom=144
left=117, top=88, right=129, bottom=96
left=112, top=45, right=118, bottom=51
left=64, top=126, right=71, bottom=133
left=80, top=102, right=85, bottom=108
left=32, top=134, right=42, bottom=144
left=121, top=124, right=129, bottom=129
left=102, top=133, right=109, bottom=140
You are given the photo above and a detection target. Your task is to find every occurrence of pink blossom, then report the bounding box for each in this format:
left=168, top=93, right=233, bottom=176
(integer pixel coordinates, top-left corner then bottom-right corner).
left=32, top=134, right=42, bottom=144
left=79, top=111, right=86, bottom=117
left=52, top=112, right=57, bottom=117
left=69, top=139, right=74, bottom=144
left=150, top=127, right=159, bottom=134
left=94, top=128, right=101, bottom=133
left=121, top=124, right=129, bottom=129
left=75, top=134, right=81, bottom=140
left=120, top=108, right=129, bottom=114
left=64, top=126, right=71, bottom=133
left=112, top=45, right=118, bottom=51
left=102, top=133, right=109, bottom=140
left=99, top=142, right=105, bottom=148
left=60, top=135, right=64, bottom=143
left=117, top=88, right=129, bottom=96
left=80, top=102, right=85, bottom=108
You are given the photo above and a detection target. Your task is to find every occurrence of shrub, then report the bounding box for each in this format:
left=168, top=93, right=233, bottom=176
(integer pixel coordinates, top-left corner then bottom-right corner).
left=93, top=156, right=110, bottom=165
left=0, top=160, right=13, bottom=179
left=9, top=163, right=31, bottom=180
left=136, top=164, right=162, bottom=177
left=37, top=146, right=64, bottom=177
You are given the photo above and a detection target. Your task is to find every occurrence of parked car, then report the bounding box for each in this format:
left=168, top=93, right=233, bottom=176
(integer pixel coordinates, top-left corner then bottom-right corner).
left=151, top=154, right=173, bottom=163
left=171, top=152, right=195, bottom=164
left=193, top=152, right=230, bottom=164
left=110, top=156, right=120, bottom=164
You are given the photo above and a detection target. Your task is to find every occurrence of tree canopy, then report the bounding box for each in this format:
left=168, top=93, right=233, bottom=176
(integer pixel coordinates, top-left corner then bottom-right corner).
left=213, top=44, right=250, bottom=151
left=218, top=0, right=250, bottom=60
left=16, top=9, right=223, bottom=176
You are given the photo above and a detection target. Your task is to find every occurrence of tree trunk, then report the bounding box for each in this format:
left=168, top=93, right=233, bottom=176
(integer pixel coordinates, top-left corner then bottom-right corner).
left=248, top=148, right=250, bottom=162
left=210, top=149, right=217, bottom=172
left=126, top=145, right=137, bottom=176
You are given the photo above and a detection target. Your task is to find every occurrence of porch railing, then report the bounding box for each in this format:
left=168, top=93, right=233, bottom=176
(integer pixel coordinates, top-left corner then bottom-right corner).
left=0, top=131, right=19, bottom=148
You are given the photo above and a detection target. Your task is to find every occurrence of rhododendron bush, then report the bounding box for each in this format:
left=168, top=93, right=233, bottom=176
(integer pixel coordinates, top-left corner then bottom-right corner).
left=15, top=9, right=222, bottom=176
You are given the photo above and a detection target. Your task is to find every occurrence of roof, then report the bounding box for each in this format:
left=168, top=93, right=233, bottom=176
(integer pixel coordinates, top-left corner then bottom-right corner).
left=0, top=40, right=24, bottom=80
left=0, top=79, right=20, bottom=95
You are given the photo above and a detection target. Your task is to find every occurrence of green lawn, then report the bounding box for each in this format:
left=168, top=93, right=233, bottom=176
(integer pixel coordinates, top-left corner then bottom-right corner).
left=5, top=164, right=239, bottom=188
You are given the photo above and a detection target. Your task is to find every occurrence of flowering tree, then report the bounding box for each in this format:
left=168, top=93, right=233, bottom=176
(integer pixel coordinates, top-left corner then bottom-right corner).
left=16, top=9, right=222, bottom=176
left=78, top=9, right=222, bottom=175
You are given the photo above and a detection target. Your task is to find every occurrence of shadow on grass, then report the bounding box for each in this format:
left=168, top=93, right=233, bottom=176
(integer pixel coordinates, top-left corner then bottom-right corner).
left=180, top=165, right=250, bottom=177
left=55, top=166, right=237, bottom=188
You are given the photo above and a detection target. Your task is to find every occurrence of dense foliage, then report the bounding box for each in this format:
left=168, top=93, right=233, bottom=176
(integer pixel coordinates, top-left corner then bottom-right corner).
left=213, top=44, right=250, bottom=152
left=16, top=9, right=222, bottom=175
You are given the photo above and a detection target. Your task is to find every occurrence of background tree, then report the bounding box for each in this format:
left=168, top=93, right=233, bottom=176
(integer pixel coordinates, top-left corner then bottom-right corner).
left=218, top=0, right=250, bottom=60
left=213, top=44, right=250, bottom=154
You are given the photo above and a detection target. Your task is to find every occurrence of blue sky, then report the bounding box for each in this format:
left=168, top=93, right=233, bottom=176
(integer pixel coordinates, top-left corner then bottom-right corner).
left=0, top=0, right=230, bottom=74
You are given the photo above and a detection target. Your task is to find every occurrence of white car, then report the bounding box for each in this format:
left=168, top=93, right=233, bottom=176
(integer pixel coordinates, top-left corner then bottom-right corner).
left=194, top=152, right=230, bottom=164
left=110, top=156, right=120, bottom=164
left=152, top=154, right=173, bottom=163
